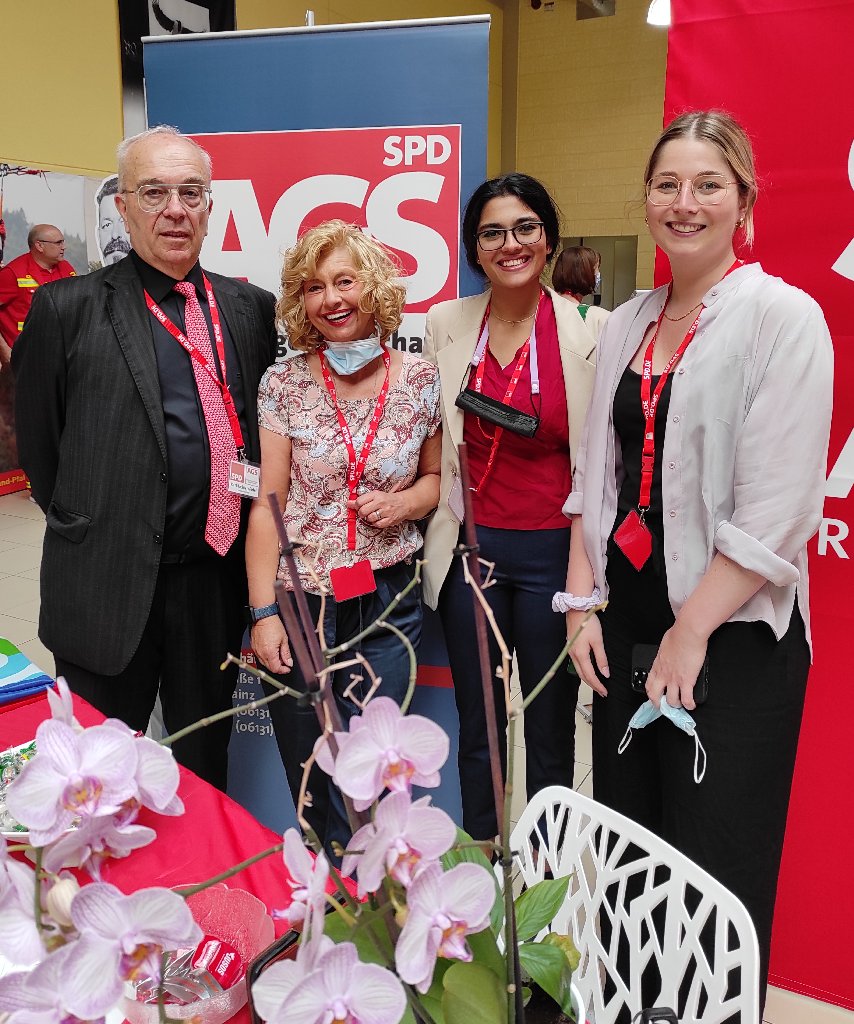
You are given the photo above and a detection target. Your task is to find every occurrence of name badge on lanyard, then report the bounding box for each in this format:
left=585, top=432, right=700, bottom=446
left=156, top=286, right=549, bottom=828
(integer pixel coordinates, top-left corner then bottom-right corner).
left=318, top=347, right=391, bottom=601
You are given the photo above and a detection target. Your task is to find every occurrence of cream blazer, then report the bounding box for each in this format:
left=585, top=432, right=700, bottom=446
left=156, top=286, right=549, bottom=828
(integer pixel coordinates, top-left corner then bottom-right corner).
left=421, top=286, right=597, bottom=609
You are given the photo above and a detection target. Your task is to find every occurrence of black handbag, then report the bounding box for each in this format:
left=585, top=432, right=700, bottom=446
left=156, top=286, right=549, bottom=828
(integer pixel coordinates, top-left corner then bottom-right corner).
left=455, top=386, right=540, bottom=438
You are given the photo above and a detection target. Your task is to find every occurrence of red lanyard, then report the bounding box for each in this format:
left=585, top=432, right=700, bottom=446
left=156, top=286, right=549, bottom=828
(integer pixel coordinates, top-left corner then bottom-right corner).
left=467, top=299, right=539, bottom=494
left=317, top=346, right=391, bottom=550
left=144, top=275, right=245, bottom=455
left=637, top=260, right=742, bottom=512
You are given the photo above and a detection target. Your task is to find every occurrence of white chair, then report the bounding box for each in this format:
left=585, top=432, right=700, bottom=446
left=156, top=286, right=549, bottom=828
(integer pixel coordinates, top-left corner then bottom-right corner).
left=508, top=786, right=759, bottom=1024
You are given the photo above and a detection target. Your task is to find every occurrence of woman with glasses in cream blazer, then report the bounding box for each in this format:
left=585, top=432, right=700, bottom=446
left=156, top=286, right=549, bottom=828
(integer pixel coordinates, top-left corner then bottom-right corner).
left=423, top=173, right=597, bottom=845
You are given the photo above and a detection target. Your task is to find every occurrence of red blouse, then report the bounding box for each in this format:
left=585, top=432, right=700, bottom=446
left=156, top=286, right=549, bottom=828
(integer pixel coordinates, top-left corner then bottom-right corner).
left=463, top=294, right=572, bottom=530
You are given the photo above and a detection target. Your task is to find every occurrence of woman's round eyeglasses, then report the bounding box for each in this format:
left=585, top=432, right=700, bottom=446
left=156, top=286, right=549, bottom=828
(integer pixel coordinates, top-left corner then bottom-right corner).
left=646, top=174, right=737, bottom=206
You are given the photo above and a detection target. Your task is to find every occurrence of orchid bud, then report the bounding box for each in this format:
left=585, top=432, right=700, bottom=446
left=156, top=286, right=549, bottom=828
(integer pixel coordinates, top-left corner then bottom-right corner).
left=45, top=875, right=81, bottom=928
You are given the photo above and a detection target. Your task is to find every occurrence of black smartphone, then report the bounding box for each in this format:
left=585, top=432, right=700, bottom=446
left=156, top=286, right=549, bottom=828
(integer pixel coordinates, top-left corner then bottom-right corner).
left=630, top=643, right=709, bottom=705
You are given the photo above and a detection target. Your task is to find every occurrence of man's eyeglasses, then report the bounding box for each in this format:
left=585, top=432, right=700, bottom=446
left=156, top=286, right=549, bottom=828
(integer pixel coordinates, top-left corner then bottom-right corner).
left=476, top=221, right=544, bottom=251
left=646, top=173, right=737, bottom=207
left=122, top=184, right=212, bottom=215
left=37, top=238, right=65, bottom=246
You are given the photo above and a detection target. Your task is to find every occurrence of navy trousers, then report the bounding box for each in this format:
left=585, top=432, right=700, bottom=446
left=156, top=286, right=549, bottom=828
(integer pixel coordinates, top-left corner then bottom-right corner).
left=438, top=525, right=578, bottom=841
left=263, top=560, right=422, bottom=854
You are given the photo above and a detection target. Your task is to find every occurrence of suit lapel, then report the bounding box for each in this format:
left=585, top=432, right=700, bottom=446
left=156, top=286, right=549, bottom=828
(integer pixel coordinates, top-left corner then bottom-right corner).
left=106, top=261, right=167, bottom=462
left=548, top=287, right=597, bottom=466
left=436, top=291, right=490, bottom=449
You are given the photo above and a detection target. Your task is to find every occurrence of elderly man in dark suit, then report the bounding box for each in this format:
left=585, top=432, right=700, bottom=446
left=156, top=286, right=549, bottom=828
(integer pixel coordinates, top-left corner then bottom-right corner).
left=12, top=126, right=277, bottom=790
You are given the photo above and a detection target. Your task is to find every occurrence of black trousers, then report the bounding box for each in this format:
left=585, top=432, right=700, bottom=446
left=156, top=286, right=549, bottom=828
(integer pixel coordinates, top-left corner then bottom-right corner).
left=438, top=525, right=579, bottom=841
left=594, top=538, right=810, bottom=1017
left=56, top=546, right=247, bottom=792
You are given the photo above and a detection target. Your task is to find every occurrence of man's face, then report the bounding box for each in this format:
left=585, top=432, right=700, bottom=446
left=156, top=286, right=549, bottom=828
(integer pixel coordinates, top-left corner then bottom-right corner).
left=98, top=194, right=131, bottom=265
left=115, top=135, right=211, bottom=278
left=34, top=229, right=66, bottom=269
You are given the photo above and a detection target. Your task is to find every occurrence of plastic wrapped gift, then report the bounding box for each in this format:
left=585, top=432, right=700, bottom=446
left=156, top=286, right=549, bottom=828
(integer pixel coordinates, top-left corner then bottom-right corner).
left=122, top=883, right=274, bottom=1024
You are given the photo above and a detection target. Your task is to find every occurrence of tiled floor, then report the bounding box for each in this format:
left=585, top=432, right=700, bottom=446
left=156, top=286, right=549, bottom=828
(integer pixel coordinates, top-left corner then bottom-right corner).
left=0, top=488, right=851, bottom=1023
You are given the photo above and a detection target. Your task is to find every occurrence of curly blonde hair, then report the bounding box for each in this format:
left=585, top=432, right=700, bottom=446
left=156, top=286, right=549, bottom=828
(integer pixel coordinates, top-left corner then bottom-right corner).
left=278, top=221, right=407, bottom=353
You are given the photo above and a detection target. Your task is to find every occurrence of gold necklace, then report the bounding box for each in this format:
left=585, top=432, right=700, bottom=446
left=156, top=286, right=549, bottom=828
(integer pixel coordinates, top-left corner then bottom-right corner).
left=491, top=307, right=537, bottom=325
left=662, top=300, right=703, bottom=323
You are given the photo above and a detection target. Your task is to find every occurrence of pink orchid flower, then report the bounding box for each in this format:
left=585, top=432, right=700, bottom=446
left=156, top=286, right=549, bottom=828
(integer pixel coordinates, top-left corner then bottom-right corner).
left=101, top=718, right=183, bottom=816
left=62, top=882, right=201, bottom=1019
left=251, top=933, right=334, bottom=1021
left=314, top=697, right=449, bottom=811
left=42, top=814, right=157, bottom=879
left=274, top=828, right=330, bottom=930
left=255, top=940, right=406, bottom=1024
left=5, top=719, right=139, bottom=846
left=396, top=862, right=496, bottom=994
left=0, top=840, right=44, bottom=966
left=342, top=792, right=456, bottom=895
left=0, top=944, right=98, bottom=1024
left=46, top=676, right=83, bottom=733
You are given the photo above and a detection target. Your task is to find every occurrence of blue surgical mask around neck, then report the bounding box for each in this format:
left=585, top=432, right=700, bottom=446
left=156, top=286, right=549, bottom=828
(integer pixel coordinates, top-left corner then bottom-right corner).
left=618, top=695, right=707, bottom=783
left=321, top=331, right=385, bottom=376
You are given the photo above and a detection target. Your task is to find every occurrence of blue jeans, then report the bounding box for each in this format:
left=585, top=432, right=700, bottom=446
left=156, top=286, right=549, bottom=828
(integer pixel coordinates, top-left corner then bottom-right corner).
left=263, top=560, right=422, bottom=855
left=438, top=525, right=578, bottom=840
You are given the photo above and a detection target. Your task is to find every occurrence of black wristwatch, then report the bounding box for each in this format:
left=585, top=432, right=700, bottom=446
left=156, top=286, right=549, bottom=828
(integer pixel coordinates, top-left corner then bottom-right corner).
left=245, top=602, right=279, bottom=625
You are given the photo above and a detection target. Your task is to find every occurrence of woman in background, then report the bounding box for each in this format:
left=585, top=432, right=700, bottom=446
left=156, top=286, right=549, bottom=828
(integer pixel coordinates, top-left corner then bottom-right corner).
left=552, top=244, right=610, bottom=341
left=563, top=111, right=833, bottom=1013
left=424, top=173, right=597, bottom=845
left=247, top=220, right=441, bottom=848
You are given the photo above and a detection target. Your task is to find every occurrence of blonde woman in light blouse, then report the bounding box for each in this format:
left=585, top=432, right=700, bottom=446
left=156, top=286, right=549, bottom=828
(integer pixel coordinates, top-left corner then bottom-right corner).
left=562, top=110, right=833, bottom=1017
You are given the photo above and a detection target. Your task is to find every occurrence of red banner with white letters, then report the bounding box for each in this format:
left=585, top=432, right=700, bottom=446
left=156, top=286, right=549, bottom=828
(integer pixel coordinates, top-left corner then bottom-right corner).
left=192, top=126, right=461, bottom=355
left=664, top=0, right=854, bottom=1009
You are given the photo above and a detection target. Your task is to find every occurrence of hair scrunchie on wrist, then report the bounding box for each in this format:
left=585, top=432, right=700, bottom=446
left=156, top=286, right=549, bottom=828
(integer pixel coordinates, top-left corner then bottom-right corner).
left=551, top=588, right=602, bottom=614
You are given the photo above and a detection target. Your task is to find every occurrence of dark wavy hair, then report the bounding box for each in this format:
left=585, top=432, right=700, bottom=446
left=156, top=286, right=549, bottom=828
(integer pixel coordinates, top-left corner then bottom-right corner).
left=461, top=173, right=561, bottom=277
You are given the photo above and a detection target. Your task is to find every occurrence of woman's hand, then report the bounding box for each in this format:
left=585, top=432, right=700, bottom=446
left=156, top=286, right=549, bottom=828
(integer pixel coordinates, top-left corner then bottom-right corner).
left=349, top=484, right=409, bottom=529
left=646, top=621, right=707, bottom=710
left=567, top=610, right=609, bottom=697
left=250, top=616, right=293, bottom=674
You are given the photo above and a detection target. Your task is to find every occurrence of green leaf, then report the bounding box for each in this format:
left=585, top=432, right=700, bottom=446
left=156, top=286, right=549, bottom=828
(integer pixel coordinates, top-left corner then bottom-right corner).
left=441, top=828, right=503, bottom=936
left=542, top=931, right=581, bottom=974
left=466, top=927, right=505, bottom=980
left=514, top=876, right=569, bottom=941
left=442, top=961, right=508, bottom=1024
left=518, top=942, right=575, bottom=1017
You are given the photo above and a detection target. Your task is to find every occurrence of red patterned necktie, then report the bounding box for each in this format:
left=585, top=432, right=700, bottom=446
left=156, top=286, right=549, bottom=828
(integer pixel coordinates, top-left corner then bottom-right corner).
left=173, top=281, right=241, bottom=555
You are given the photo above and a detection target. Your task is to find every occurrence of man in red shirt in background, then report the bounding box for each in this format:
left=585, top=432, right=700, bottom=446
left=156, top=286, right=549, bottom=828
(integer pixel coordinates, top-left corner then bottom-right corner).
left=0, top=224, right=76, bottom=366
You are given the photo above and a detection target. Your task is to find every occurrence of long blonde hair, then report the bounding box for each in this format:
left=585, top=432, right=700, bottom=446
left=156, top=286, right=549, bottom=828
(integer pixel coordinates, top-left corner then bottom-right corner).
left=278, top=221, right=407, bottom=353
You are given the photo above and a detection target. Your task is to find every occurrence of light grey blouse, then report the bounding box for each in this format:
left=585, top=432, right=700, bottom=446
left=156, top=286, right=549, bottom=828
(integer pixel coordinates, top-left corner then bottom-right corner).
left=564, top=263, right=834, bottom=649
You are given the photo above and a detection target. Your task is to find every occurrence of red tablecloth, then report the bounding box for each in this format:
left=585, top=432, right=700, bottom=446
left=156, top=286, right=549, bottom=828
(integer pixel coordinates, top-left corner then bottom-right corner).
left=1, top=692, right=307, bottom=1022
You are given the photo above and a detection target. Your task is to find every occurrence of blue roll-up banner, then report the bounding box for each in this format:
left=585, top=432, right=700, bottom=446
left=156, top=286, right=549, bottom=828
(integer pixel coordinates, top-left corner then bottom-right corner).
left=143, top=17, right=489, bottom=833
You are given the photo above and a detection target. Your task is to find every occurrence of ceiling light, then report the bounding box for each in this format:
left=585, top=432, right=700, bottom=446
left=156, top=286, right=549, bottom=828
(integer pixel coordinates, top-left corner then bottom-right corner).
left=647, top=0, right=671, bottom=26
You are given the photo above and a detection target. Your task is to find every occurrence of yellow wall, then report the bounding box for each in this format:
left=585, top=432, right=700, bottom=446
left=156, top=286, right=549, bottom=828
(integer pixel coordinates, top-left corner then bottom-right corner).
left=2, top=0, right=667, bottom=286
left=2, top=0, right=123, bottom=176
left=514, top=0, right=668, bottom=286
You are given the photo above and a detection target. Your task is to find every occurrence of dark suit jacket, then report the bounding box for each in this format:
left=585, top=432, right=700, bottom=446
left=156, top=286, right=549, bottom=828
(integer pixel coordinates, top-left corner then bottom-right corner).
left=11, top=256, right=277, bottom=675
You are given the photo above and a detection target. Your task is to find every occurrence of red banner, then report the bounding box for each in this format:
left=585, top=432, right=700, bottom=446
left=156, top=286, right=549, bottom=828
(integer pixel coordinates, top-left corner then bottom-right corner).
left=193, top=125, right=461, bottom=314
left=664, top=0, right=854, bottom=1009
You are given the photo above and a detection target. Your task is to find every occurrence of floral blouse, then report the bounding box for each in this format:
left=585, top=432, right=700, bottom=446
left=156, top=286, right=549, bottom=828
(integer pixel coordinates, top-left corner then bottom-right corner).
left=258, top=352, right=442, bottom=595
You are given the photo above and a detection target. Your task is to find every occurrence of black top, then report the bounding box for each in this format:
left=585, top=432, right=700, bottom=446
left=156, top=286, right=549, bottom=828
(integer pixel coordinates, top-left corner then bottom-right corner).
left=612, top=365, right=672, bottom=576
left=131, top=251, right=249, bottom=561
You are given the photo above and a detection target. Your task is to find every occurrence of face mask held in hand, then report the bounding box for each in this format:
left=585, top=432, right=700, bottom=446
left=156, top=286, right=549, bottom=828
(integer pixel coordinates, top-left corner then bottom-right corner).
left=618, top=696, right=707, bottom=783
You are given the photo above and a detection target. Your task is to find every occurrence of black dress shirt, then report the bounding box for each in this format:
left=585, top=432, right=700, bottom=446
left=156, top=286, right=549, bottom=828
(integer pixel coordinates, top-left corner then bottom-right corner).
left=131, top=252, right=249, bottom=561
